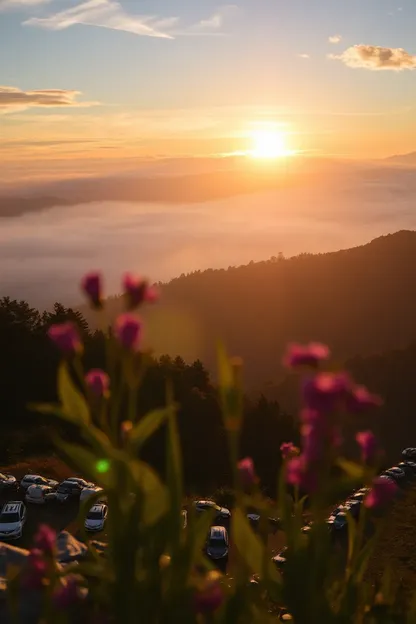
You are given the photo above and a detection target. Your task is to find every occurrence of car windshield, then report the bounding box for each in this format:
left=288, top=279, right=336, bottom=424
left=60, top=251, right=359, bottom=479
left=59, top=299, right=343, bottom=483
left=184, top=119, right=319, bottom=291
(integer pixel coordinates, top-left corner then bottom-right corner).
left=87, top=511, right=103, bottom=520
left=208, top=537, right=225, bottom=548
left=0, top=513, right=19, bottom=523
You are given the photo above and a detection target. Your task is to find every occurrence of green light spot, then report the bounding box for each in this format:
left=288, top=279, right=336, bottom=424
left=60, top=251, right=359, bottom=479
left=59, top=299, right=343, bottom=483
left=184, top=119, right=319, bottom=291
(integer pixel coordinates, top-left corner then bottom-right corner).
left=96, top=459, right=110, bottom=474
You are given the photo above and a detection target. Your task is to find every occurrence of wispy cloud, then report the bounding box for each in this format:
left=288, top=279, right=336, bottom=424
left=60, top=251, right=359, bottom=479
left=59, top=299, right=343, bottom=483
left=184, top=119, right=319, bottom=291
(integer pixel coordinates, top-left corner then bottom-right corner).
left=0, top=86, right=99, bottom=114
left=23, top=0, right=236, bottom=38
left=0, top=0, right=51, bottom=10
left=298, top=53, right=310, bottom=59
left=329, top=45, right=416, bottom=70
left=328, top=34, right=342, bottom=44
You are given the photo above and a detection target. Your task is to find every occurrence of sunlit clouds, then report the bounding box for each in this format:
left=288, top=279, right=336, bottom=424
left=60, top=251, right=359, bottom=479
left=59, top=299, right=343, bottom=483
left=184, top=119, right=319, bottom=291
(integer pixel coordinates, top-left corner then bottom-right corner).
left=0, top=86, right=99, bottom=114
left=329, top=45, right=416, bottom=70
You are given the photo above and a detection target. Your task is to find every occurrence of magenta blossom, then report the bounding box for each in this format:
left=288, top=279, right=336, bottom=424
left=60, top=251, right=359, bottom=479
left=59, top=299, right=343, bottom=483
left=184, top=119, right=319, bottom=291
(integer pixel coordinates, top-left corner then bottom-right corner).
left=122, top=273, right=159, bottom=309
left=22, top=549, right=47, bottom=590
left=34, top=524, right=56, bottom=555
left=194, top=577, right=224, bottom=614
left=356, top=430, right=377, bottom=463
left=48, top=322, right=83, bottom=355
left=365, top=476, right=397, bottom=509
left=85, top=369, right=110, bottom=398
left=302, top=371, right=351, bottom=413
left=114, top=313, right=142, bottom=351
left=280, top=442, right=299, bottom=460
left=346, top=385, right=383, bottom=413
left=53, top=577, right=82, bottom=610
left=81, top=272, right=103, bottom=309
left=286, top=455, right=317, bottom=492
left=283, top=342, right=330, bottom=369
left=237, top=457, right=256, bottom=487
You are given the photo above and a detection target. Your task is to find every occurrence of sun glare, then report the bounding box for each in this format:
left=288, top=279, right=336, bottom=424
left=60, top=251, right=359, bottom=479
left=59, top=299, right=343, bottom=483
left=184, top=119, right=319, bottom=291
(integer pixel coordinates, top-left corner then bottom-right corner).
left=249, top=129, right=294, bottom=159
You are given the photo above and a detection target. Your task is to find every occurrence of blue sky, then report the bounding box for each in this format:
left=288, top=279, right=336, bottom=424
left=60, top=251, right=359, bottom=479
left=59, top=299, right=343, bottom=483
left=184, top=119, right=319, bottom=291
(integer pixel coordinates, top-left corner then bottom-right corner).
left=1, top=0, right=416, bottom=180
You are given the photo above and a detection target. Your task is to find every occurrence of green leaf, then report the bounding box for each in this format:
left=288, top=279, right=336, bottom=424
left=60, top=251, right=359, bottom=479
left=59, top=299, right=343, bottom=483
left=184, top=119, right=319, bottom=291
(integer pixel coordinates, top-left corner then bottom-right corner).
left=128, top=407, right=171, bottom=452
left=345, top=509, right=357, bottom=573
left=53, top=435, right=114, bottom=490
left=128, top=459, right=169, bottom=526
left=58, top=361, right=90, bottom=425
left=165, top=387, right=183, bottom=549
left=336, top=458, right=365, bottom=481
left=233, top=507, right=280, bottom=582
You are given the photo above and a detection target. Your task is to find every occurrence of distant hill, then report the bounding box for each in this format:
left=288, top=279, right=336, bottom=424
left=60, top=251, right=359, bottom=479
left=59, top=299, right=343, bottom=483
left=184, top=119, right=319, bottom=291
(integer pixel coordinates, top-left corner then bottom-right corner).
left=83, top=230, right=416, bottom=388
left=384, top=151, right=416, bottom=165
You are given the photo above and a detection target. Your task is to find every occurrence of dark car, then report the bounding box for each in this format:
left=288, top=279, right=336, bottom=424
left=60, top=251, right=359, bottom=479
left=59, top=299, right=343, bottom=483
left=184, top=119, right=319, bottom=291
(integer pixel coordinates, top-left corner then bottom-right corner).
left=56, top=480, right=84, bottom=503
left=205, top=526, right=229, bottom=561
left=20, top=474, right=59, bottom=491
left=0, top=473, right=17, bottom=492
left=382, top=467, right=406, bottom=484
left=398, top=462, right=416, bottom=478
left=402, top=448, right=416, bottom=461
left=65, top=477, right=95, bottom=489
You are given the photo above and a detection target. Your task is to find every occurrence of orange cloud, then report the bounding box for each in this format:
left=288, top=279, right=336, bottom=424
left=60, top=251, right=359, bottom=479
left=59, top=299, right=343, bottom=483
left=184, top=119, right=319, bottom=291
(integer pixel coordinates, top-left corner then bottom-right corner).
left=329, top=45, right=416, bottom=70
left=0, top=86, right=99, bottom=113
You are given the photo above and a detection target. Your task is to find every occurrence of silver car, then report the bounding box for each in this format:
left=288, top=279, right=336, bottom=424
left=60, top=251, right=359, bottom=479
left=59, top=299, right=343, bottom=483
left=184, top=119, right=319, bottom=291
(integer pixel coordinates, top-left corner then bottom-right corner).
left=206, top=526, right=229, bottom=560
left=0, top=502, right=27, bottom=540
left=85, top=504, right=108, bottom=532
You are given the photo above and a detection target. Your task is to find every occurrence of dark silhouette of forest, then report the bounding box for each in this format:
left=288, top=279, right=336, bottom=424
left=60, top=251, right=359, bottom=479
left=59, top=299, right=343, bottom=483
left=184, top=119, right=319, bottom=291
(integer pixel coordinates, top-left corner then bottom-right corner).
left=82, top=230, right=416, bottom=389
left=0, top=296, right=297, bottom=493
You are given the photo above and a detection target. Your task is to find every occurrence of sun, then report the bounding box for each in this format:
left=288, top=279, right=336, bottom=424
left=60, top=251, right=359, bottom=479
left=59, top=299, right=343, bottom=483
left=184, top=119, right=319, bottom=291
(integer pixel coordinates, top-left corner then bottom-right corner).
left=249, top=129, right=292, bottom=159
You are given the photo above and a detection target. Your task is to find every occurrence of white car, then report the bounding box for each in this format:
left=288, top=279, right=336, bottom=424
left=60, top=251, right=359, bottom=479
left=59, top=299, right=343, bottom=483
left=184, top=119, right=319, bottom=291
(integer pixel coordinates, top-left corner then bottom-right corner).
left=84, top=504, right=108, bottom=532
left=0, top=502, right=27, bottom=540
left=80, top=487, right=105, bottom=504
left=25, top=484, right=56, bottom=505
left=272, top=547, right=287, bottom=569
left=193, top=500, right=231, bottom=521
left=20, top=474, right=58, bottom=491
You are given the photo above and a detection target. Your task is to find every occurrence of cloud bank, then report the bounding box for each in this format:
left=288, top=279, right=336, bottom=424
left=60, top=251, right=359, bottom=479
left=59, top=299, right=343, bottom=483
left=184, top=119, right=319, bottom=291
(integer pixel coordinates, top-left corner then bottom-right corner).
left=0, top=86, right=99, bottom=114
left=329, top=45, right=416, bottom=70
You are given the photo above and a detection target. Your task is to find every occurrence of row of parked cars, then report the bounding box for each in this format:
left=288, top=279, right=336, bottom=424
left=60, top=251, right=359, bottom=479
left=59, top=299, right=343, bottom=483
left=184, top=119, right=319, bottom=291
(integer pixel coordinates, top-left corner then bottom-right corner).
left=272, top=449, right=416, bottom=571
left=0, top=473, right=108, bottom=540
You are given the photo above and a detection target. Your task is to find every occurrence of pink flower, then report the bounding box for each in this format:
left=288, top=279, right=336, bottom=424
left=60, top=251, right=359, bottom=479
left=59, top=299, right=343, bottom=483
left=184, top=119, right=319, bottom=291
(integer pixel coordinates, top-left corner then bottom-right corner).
left=81, top=272, right=103, bottom=309
left=302, top=372, right=351, bottom=413
left=194, top=577, right=224, bottom=614
left=280, top=442, right=299, bottom=460
left=123, top=273, right=159, bottom=309
left=85, top=369, right=110, bottom=398
left=365, top=476, right=397, bottom=509
left=22, top=549, right=47, bottom=590
left=48, top=322, right=83, bottom=355
left=356, top=430, right=377, bottom=463
left=283, top=342, right=330, bottom=368
left=238, top=457, right=256, bottom=487
left=34, top=524, right=56, bottom=555
left=286, top=455, right=317, bottom=491
left=53, top=577, right=82, bottom=610
left=114, top=313, right=142, bottom=350
left=346, top=385, right=383, bottom=413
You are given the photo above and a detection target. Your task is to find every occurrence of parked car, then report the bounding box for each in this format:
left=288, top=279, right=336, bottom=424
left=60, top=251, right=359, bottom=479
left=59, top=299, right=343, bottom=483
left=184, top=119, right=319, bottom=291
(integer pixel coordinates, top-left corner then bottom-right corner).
left=66, top=477, right=95, bottom=489
left=0, top=501, right=27, bottom=540
left=206, top=526, right=229, bottom=561
left=80, top=486, right=105, bottom=503
left=20, top=475, right=58, bottom=491
left=193, top=500, right=231, bottom=521
left=382, top=467, right=406, bottom=484
left=399, top=461, right=416, bottom=477
left=247, top=513, right=260, bottom=527
left=84, top=504, right=108, bottom=532
left=56, top=480, right=84, bottom=502
left=328, top=511, right=348, bottom=531
left=25, top=484, right=56, bottom=505
left=272, top=547, right=287, bottom=569
left=348, top=488, right=369, bottom=503
left=402, top=448, right=416, bottom=461
left=0, top=473, right=17, bottom=491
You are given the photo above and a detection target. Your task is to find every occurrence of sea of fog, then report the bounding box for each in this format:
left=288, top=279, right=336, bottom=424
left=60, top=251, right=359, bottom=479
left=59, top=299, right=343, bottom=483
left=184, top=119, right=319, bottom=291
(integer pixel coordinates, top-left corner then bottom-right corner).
left=1, top=180, right=416, bottom=308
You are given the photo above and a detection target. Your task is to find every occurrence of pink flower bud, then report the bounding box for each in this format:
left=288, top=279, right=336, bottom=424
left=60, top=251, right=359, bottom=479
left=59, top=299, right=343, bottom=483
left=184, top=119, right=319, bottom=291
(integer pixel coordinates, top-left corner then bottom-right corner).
left=346, top=386, right=383, bottom=413
left=122, top=273, right=159, bottom=310
left=114, top=313, right=142, bottom=350
left=365, top=476, right=397, bottom=509
left=194, top=576, right=224, bottom=614
left=283, top=342, right=330, bottom=368
left=85, top=369, right=110, bottom=398
left=52, top=577, right=82, bottom=610
left=81, top=272, right=103, bottom=309
left=48, top=322, right=83, bottom=355
left=356, top=430, right=377, bottom=463
left=34, top=524, right=56, bottom=555
left=280, top=442, right=299, bottom=460
left=237, top=457, right=256, bottom=487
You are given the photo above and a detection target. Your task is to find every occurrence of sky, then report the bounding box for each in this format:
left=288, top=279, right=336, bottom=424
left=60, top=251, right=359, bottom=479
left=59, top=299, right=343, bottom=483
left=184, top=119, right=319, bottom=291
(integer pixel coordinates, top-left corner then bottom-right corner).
left=1, top=0, right=416, bottom=181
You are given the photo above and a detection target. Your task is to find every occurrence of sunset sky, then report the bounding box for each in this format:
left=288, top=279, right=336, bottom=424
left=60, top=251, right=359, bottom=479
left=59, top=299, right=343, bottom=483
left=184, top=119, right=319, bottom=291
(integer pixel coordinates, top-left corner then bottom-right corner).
left=1, top=0, right=416, bottom=181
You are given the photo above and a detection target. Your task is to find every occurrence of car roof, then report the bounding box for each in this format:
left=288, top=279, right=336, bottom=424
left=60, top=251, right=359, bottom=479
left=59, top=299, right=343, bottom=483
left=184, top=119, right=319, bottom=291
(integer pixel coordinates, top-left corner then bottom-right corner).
left=2, top=502, right=23, bottom=513
left=196, top=500, right=217, bottom=506
left=209, top=525, right=227, bottom=538
left=90, top=504, right=105, bottom=512
left=23, top=474, right=43, bottom=480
